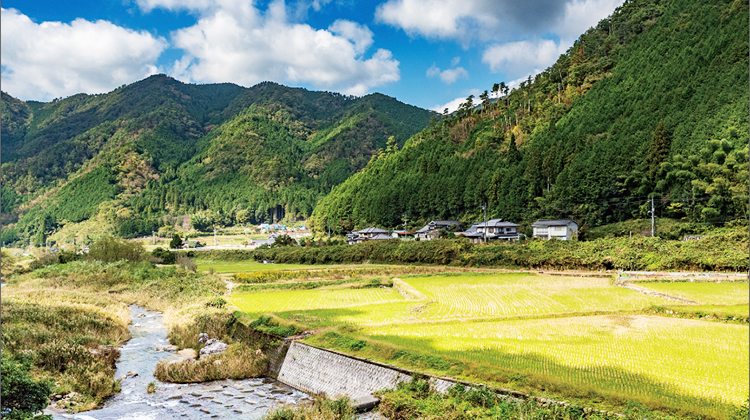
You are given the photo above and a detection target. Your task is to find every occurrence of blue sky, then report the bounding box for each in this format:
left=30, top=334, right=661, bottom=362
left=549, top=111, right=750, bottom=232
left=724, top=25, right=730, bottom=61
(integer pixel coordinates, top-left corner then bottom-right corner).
left=1, top=0, right=622, bottom=111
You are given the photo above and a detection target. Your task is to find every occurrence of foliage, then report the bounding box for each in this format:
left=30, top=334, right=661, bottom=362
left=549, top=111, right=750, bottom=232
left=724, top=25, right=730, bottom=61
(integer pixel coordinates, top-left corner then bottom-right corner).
left=170, top=233, right=183, bottom=250
left=248, top=232, right=747, bottom=272
left=151, top=247, right=176, bottom=264
left=263, top=397, right=356, bottom=420
left=154, top=343, right=267, bottom=383
left=1, top=76, right=434, bottom=246
left=87, top=237, right=146, bottom=263
left=273, top=234, right=297, bottom=247
left=313, top=0, right=748, bottom=232
left=249, top=315, right=302, bottom=337
left=0, top=358, right=53, bottom=420
left=176, top=254, right=197, bottom=272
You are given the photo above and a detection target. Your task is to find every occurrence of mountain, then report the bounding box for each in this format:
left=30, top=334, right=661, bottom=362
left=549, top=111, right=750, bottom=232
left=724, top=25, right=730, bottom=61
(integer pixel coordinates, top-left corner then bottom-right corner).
left=312, top=0, right=748, bottom=234
left=1, top=76, right=435, bottom=245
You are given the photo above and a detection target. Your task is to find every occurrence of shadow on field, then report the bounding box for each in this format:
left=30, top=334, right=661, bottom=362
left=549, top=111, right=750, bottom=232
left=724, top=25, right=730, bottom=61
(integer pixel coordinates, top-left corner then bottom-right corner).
left=308, top=330, right=740, bottom=420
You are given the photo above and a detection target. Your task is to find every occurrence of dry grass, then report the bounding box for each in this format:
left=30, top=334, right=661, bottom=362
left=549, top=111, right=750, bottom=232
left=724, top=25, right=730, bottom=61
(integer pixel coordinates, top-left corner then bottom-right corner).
left=154, top=343, right=267, bottom=383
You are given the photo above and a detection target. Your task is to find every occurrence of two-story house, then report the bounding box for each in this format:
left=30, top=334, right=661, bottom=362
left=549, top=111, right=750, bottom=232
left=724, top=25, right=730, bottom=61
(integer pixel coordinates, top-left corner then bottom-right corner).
left=531, top=219, right=578, bottom=240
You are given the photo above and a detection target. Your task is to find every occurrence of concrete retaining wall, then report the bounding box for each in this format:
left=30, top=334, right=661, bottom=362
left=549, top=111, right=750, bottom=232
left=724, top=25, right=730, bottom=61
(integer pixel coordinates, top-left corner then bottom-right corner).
left=276, top=342, right=459, bottom=408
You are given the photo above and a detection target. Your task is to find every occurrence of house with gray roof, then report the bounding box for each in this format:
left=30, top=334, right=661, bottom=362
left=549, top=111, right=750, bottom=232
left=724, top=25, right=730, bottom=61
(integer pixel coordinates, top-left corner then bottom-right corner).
left=347, top=227, right=392, bottom=244
left=415, top=220, right=463, bottom=241
left=457, top=219, right=522, bottom=243
left=531, top=219, right=578, bottom=240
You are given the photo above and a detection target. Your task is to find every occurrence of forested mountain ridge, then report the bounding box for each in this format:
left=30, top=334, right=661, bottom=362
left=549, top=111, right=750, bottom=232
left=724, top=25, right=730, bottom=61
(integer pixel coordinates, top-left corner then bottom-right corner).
left=312, top=0, right=748, bottom=234
left=1, top=76, right=434, bottom=245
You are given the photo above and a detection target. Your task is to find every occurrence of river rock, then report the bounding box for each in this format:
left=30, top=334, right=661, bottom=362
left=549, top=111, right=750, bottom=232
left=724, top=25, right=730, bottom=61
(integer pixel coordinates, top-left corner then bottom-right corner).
left=179, top=348, right=198, bottom=359
left=155, top=344, right=178, bottom=352
left=200, top=339, right=229, bottom=356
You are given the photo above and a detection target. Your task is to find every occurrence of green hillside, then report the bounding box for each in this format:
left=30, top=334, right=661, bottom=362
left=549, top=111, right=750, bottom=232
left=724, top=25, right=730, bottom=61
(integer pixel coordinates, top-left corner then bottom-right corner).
left=1, top=78, right=434, bottom=245
left=313, top=0, right=748, bottom=234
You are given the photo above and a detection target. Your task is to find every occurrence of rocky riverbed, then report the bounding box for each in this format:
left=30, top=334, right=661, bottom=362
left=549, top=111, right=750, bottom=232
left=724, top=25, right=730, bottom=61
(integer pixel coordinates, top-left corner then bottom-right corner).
left=44, top=305, right=317, bottom=420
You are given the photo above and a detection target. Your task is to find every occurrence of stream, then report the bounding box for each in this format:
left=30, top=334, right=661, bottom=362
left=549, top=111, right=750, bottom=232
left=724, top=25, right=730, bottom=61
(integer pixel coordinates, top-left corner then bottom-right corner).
left=46, top=305, right=313, bottom=420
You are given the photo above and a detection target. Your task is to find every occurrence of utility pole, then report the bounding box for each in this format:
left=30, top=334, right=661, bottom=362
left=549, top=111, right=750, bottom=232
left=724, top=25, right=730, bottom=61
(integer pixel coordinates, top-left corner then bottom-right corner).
left=214, top=228, right=217, bottom=246
left=403, top=213, right=408, bottom=235
left=481, top=202, right=488, bottom=243
left=648, top=197, right=656, bottom=237
left=152, top=231, right=156, bottom=246
left=327, top=218, right=331, bottom=239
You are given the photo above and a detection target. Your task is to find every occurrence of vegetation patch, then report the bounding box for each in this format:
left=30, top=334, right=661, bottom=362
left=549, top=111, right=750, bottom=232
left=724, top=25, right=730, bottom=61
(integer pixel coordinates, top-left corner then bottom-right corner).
left=154, top=343, right=267, bottom=383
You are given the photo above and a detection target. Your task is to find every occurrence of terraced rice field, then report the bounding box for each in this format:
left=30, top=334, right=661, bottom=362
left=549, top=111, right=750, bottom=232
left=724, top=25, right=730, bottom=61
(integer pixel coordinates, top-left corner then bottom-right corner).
left=197, top=260, right=325, bottom=273
left=231, top=270, right=750, bottom=416
left=406, top=273, right=667, bottom=320
left=230, top=287, right=404, bottom=314
left=366, top=314, right=749, bottom=408
left=635, top=282, right=749, bottom=304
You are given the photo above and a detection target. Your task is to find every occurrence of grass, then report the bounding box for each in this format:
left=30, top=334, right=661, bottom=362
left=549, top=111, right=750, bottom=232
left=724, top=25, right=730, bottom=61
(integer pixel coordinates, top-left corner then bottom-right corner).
left=0, top=288, right=130, bottom=412
left=154, top=343, right=267, bottom=383
left=634, top=282, right=749, bottom=305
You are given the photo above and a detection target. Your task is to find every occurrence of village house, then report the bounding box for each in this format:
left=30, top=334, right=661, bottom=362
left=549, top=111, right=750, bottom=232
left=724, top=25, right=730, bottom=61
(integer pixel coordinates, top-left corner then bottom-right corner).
left=532, top=219, right=579, bottom=240
left=414, top=220, right=463, bottom=241
left=456, top=219, right=522, bottom=243
left=347, top=227, right=391, bottom=244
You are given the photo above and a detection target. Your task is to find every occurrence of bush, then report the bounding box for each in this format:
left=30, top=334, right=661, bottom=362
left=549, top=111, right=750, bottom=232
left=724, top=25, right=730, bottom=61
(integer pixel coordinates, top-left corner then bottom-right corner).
left=176, top=254, right=197, bottom=272
left=151, top=247, right=176, bottom=264
left=170, top=234, right=183, bottom=250
left=1, top=358, right=53, bottom=420
left=87, top=237, right=146, bottom=263
left=154, top=343, right=267, bottom=383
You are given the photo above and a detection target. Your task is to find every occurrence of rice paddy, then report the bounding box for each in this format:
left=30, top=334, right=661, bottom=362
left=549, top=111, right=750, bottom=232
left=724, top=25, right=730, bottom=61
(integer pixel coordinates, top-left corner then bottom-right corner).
left=230, top=268, right=750, bottom=417
left=230, top=286, right=404, bottom=314
left=366, top=315, right=749, bottom=408
left=634, top=282, right=749, bottom=305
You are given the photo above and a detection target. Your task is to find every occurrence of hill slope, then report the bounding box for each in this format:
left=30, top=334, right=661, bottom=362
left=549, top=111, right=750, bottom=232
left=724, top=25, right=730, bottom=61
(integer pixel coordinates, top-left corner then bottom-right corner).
left=312, top=0, right=748, bottom=234
left=1, top=77, right=434, bottom=245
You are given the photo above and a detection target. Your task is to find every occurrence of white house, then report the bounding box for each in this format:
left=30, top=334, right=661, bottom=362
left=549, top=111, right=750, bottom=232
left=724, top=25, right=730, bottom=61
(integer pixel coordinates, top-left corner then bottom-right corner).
left=457, top=219, right=522, bottom=243
left=531, top=219, right=578, bottom=240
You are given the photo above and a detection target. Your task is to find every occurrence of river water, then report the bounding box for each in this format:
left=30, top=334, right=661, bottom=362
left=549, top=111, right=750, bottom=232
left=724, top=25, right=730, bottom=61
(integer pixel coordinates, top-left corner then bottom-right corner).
left=47, top=305, right=313, bottom=420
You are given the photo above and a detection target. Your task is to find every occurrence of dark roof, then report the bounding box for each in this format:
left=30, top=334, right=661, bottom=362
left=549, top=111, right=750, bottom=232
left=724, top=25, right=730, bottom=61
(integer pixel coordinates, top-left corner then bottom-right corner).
left=531, top=219, right=578, bottom=227
left=357, top=227, right=389, bottom=234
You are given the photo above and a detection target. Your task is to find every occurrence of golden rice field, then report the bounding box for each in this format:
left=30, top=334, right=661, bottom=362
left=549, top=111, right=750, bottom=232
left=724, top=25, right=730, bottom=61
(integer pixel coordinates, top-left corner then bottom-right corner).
left=230, top=286, right=404, bottom=314
left=635, top=282, right=749, bottom=304
left=366, top=315, right=748, bottom=408
left=231, top=270, right=750, bottom=417
left=407, top=273, right=667, bottom=320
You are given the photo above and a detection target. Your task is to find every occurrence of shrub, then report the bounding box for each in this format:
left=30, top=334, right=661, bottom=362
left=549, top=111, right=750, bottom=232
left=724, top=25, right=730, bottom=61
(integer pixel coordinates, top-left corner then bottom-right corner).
left=1, top=358, right=53, bottom=420
left=87, top=237, right=146, bottom=263
left=170, top=234, right=183, bottom=250
left=151, top=247, right=176, bottom=264
left=176, top=254, right=197, bottom=272
left=154, top=343, right=267, bottom=383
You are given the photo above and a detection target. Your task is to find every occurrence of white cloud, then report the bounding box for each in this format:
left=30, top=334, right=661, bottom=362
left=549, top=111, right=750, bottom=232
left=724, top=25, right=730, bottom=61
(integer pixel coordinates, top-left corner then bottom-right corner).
left=375, top=0, right=495, bottom=43
left=430, top=89, right=481, bottom=113
left=329, top=19, right=374, bottom=55
left=0, top=8, right=166, bottom=101
left=376, top=0, right=620, bottom=45
left=450, top=56, right=461, bottom=67
left=556, top=0, right=623, bottom=39
left=426, top=64, right=468, bottom=84
left=482, top=39, right=570, bottom=79
left=167, top=0, right=399, bottom=95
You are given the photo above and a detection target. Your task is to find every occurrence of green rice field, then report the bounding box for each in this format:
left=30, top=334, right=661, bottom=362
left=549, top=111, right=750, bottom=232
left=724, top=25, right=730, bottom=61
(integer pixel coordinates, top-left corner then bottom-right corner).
left=230, top=269, right=750, bottom=417
left=197, top=260, right=324, bottom=273
left=635, top=282, right=749, bottom=305
left=231, top=286, right=404, bottom=313
left=366, top=315, right=749, bottom=408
